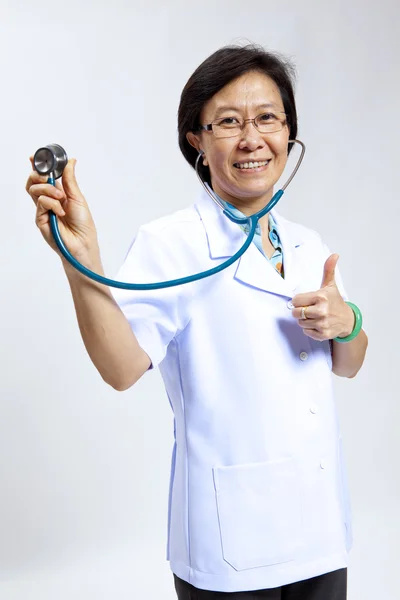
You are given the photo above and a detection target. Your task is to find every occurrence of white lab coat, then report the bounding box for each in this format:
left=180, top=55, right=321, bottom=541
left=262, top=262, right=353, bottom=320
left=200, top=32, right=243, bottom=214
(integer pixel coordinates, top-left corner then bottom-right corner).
left=112, top=188, right=353, bottom=593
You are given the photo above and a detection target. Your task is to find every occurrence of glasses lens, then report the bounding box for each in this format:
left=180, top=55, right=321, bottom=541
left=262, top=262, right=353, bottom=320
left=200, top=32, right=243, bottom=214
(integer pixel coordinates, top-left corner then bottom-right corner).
left=212, top=117, right=242, bottom=138
left=255, top=113, right=285, bottom=133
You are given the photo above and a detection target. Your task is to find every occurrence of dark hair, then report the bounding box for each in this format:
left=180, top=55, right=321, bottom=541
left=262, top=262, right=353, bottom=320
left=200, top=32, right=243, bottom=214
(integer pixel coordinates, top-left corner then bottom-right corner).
left=178, top=43, right=297, bottom=186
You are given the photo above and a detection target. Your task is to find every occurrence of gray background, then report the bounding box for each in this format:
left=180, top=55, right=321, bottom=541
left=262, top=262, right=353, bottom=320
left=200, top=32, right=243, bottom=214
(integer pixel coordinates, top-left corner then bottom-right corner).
left=1, top=0, right=399, bottom=598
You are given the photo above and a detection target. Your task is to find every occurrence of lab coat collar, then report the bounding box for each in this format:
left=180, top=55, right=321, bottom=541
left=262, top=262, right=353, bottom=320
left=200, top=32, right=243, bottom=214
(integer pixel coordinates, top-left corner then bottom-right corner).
left=194, top=188, right=305, bottom=299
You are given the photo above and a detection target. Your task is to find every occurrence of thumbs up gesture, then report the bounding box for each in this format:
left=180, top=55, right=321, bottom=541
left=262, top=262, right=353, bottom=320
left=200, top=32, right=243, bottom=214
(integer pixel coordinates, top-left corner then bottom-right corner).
left=291, top=254, right=355, bottom=341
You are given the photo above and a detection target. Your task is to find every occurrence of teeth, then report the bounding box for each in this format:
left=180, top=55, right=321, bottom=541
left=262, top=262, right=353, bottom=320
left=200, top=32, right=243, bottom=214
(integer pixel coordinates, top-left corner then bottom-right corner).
left=235, top=160, right=269, bottom=169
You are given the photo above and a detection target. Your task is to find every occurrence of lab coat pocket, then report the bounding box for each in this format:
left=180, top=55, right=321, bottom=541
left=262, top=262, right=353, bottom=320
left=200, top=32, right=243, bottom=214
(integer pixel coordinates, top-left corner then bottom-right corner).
left=213, top=457, right=303, bottom=571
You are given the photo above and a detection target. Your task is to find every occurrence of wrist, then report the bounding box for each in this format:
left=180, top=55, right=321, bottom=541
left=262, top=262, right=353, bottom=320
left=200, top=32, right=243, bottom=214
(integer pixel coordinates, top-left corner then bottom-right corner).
left=334, top=301, right=363, bottom=343
left=338, top=303, right=356, bottom=338
left=62, top=248, right=103, bottom=281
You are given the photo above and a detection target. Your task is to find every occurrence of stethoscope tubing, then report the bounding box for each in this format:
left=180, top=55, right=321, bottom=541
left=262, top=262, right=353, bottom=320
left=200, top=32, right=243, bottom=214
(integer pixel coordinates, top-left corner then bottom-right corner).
left=48, top=189, right=259, bottom=289
left=46, top=140, right=304, bottom=290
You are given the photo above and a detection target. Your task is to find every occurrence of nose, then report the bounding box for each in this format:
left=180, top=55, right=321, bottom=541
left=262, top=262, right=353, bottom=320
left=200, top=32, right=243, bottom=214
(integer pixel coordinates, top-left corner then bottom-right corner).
left=238, top=121, right=267, bottom=151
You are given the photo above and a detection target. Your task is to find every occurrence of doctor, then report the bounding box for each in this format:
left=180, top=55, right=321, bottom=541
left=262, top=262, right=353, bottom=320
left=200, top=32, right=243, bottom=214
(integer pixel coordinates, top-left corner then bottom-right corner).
left=25, top=44, right=367, bottom=599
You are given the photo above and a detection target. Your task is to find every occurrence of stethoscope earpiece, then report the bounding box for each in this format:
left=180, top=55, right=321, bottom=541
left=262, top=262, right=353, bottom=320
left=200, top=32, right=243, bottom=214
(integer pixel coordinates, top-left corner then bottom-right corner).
left=33, top=144, right=68, bottom=179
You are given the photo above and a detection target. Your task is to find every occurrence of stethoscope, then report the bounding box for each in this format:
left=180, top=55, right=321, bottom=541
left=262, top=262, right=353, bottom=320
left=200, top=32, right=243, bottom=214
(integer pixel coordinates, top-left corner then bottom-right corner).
left=33, top=140, right=305, bottom=290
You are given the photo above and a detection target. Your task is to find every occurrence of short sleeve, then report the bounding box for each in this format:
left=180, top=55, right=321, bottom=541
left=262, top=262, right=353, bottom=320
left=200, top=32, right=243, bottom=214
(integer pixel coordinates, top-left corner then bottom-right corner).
left=111, top=226, right=194, bottom=369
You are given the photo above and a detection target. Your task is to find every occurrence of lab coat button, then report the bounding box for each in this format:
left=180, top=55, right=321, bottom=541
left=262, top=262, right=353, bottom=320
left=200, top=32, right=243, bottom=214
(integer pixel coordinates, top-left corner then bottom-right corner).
left=287, top=300, right=294, bottom=309
left=320, top=460, right=326, bottom=469
left=310, top=405, right=318, bottom=414
left=299, top=351, right=308, bottom=361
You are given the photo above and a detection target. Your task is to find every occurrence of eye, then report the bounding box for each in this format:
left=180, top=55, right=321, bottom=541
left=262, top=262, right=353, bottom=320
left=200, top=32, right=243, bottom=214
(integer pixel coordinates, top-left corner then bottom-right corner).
left=258, top=112, right=277, bottom=122
left=217, top=116, right=240, bottom=127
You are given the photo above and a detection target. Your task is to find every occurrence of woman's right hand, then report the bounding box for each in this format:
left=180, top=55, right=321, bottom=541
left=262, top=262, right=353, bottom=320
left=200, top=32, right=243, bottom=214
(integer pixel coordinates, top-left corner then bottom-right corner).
left=25, top=157, right=100, bottom=267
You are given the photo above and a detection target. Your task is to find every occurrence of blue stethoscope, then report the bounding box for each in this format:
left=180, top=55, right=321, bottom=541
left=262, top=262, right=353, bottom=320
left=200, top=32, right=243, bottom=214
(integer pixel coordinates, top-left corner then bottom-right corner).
left=33, top=141, right=305, bottom=289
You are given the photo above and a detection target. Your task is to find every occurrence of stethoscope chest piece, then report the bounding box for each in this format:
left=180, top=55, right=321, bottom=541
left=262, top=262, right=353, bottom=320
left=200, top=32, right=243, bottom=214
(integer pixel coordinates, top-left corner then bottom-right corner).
left=33, top=144, right=68, bottom=179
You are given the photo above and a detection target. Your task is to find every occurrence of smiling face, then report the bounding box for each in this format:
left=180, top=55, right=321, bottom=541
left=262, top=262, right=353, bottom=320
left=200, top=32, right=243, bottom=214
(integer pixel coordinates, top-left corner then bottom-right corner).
left=186, top=70, right=290, bottom=216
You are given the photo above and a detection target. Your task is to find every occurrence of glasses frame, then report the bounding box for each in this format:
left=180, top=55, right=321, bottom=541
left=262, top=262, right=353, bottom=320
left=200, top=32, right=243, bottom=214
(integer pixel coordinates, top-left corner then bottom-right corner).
left=195, top=111, right=288, bottom=138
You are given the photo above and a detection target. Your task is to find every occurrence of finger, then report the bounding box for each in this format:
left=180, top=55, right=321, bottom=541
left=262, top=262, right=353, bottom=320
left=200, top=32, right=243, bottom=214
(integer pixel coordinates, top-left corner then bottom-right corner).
left=302, top=328, right=325, bottom=342
left=27, top=183, right=66, bottom=206
left=28, top=157, right=64, bottom=192
left=35, top=195, right=66, bottom=219
left=61, top=159, right=82, bottom=200
left=26, top=173, right=64, bottom=195
left=26, top=170, right=51, bottom=192
left=321, top=254, right=339, bottom=288
left=291, top=291, right=320, bottom=308
left=292, top=306, right=320, bottom=320
left=297, top=318, right=322, bottom=330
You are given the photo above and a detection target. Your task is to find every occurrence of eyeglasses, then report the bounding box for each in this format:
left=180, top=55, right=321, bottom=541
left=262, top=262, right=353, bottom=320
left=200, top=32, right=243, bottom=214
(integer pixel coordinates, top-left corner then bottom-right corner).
left=195, top=111, right=287, bottom=139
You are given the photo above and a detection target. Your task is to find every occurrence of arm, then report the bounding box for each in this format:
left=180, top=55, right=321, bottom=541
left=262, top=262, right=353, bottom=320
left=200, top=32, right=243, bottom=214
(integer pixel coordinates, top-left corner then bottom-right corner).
left=25, top=160, right=150, bottom=390
left=331, top=303, right=368, bottom=378
left=63, top=255, right=151, bottom=391
left=332, top=330, right=368, bottom=378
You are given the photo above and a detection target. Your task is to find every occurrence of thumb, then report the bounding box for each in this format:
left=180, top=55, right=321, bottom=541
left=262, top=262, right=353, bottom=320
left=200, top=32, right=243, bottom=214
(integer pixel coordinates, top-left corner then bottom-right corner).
left=61, top=159, right=83, bottom=200
left=321, top=253, right=339, bottom=288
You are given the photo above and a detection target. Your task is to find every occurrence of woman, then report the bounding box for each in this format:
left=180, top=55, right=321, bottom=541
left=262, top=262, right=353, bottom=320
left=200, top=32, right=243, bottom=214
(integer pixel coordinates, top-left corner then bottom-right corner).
left=26, top=44, right=367, bottom=599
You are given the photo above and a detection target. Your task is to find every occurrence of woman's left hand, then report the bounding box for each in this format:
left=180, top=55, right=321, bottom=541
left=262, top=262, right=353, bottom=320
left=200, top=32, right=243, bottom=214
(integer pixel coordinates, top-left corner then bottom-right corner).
left=291, top=254, right=355, bottom=342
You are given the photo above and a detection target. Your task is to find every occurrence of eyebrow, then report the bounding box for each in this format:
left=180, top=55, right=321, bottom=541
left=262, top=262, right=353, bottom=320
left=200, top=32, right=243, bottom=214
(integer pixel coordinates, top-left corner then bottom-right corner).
left=213, top=103, right=283, bottom=119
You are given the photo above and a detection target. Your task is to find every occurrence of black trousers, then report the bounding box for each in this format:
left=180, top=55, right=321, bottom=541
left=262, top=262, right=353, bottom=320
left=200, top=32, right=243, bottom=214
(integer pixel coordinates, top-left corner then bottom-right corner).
left=174, top=568, right=347, bottom=600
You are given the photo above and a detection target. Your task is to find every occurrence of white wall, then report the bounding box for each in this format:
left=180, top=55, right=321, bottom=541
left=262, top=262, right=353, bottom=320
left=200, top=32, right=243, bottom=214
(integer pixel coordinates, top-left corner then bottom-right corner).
left=1, top=0, right=399, bottom=598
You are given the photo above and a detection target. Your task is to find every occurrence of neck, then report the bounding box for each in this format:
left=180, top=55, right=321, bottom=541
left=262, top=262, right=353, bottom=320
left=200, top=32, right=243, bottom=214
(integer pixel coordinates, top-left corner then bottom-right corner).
left=210, top=183, right=274, bottom=232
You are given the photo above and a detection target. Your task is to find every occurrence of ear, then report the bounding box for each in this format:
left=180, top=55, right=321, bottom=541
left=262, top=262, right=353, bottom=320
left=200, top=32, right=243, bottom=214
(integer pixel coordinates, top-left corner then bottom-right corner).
left=186, top=132, right=208, bottom=167
left=186, top=131, right=202, bottom=152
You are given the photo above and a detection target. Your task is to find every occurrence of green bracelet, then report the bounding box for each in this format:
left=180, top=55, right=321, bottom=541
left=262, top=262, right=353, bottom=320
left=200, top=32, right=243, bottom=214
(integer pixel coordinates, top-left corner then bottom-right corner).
left=334, top=301, right=363, bottom=343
